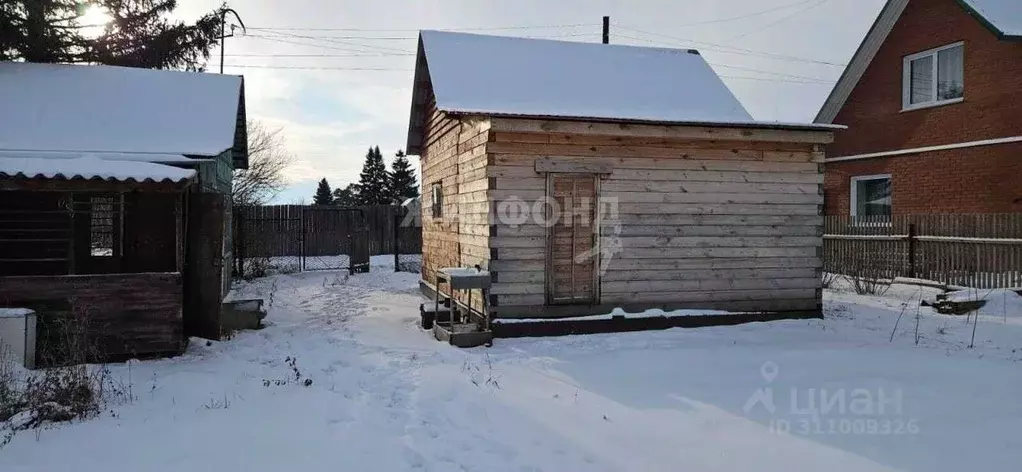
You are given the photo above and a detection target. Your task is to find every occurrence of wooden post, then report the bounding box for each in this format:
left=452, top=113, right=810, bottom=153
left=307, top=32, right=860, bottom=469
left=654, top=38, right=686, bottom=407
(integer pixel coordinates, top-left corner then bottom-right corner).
left=393, top=206, right=401, bottom=273
left=907, top=223, right=917, bottom=279
left=236, top=206, right=245, bottom=279
left=299, top=206, right=306, bottom=272
left=602, top=16, right=610, bottom=44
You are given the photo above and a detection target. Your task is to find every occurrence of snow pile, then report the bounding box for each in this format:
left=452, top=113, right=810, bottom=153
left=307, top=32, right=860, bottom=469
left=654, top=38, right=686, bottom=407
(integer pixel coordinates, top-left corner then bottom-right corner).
left=0, top=155, right=195, bottom=183
left=0, top=308, right=33, bottom=318
left=943, top=289, right=1022, bottom=317
left=961, top=0, right=1022, bottom=36
left=0, top=62, right=242, bottom=156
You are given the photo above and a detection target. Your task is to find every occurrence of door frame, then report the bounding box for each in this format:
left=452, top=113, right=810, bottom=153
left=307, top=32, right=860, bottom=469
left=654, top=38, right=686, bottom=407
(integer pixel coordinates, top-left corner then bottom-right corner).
left=544, top=172, right=601, bottom=306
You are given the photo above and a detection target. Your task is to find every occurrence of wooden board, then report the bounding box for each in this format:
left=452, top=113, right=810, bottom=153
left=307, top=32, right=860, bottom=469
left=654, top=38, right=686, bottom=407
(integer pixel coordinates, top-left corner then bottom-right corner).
left=487, top=118, right=835, bottom=144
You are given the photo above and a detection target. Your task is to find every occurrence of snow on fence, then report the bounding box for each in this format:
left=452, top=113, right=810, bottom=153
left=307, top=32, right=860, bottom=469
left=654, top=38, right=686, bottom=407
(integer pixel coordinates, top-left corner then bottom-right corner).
left=823, top=214, right=1022, bottom=289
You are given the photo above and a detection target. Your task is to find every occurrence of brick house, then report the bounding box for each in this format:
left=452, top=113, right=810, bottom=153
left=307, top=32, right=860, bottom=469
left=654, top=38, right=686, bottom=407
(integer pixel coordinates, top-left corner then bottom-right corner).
left=815, top=0, right=1021, bottom=216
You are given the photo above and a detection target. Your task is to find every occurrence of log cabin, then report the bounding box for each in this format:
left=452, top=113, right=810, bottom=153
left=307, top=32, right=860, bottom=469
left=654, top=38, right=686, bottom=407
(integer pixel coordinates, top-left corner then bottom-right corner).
left=406, top=31, right=840, bottom=323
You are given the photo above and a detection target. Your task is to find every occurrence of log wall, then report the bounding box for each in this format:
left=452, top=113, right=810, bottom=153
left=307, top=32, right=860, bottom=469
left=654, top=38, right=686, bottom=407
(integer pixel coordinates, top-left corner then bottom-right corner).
left=419, top=96, right=492, bottom=313
left=482, top=119, right=830, bottom=318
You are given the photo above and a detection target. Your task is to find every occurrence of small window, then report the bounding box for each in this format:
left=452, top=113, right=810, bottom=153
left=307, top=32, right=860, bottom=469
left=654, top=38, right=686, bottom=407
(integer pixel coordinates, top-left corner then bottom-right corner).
left=903, top=43, right=964, bottom=110
left=431, top=183, right=443, bottom=218
left=850, top=175, right=892, bottom=219
left=90, top=196, right=116, bottom=257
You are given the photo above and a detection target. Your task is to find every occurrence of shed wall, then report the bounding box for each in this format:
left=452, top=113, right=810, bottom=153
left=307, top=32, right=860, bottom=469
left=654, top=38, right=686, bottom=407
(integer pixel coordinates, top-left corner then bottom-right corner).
left=484, top=126, right=826, bottom=318
left=0, top=272, right=184, bottom=365
left=419, top=103, right=491, bottom=314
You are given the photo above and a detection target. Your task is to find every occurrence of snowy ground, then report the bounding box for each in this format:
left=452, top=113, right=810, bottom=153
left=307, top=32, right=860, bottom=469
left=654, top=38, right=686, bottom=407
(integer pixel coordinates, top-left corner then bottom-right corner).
left=2, top=258, right=1021, bottom=471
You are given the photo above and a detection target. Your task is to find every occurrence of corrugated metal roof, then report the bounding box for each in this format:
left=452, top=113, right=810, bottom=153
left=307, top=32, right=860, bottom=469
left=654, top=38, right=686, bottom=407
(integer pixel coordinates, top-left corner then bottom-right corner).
left=0, top=155, right=196, bottom=183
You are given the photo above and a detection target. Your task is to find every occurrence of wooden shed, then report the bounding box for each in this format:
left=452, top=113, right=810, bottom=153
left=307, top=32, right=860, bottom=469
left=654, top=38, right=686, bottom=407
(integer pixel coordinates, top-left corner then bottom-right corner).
left=0, top=63, right=247, bottom=365
left=406, top=31, right=840, bottom=323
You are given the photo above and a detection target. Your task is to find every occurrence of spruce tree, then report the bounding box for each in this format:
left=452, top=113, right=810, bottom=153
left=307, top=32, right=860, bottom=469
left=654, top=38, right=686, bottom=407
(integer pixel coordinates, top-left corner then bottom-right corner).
left=1, top=0, right=224, bottom=70
left=389, top=149, right=419, bottom=203
left=356, top=146, right=390, bottom=205
left=313, top=178, right=333, bottom=205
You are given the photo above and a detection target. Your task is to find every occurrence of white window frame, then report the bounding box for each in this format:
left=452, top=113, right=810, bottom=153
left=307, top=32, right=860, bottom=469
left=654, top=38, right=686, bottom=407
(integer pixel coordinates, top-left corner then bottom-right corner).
left=902, top=41, right=965, bottom=112
left=850, top=174, right=892, bottom=218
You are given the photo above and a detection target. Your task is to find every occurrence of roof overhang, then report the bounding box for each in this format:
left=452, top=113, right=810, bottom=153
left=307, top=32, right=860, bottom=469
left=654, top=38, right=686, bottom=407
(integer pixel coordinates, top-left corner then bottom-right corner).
left=815, top=0, right=909, bottom=124
left=406, top=35, right=430, bottom=156
left=456, top=110, right=844, bottom=133
left=233, top=78, right=249, bottom=169
left=956, top=0, right=1022, bottom=41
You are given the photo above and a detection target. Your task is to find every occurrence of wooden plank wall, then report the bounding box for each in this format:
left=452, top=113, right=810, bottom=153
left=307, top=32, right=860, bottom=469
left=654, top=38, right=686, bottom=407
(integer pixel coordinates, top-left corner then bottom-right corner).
left=484, top=124, right=827, bottom=318
left=419, top=100, right=492, bottom=313
left=0, top=273, right=184, bottom=366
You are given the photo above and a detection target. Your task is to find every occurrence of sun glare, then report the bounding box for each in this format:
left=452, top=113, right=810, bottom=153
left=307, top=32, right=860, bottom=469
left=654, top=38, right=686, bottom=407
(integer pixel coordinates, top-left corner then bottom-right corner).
left=79, top=5, right=113, bottom=39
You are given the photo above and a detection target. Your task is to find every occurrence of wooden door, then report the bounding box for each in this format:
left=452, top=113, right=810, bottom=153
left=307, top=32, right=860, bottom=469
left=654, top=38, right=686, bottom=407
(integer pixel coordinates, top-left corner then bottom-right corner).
left=183, top=193, right=225, bottom=340
left=546, top=174, right=599, bottom=305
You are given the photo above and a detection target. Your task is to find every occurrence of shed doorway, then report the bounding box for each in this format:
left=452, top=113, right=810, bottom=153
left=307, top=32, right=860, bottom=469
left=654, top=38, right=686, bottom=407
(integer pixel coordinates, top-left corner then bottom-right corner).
left=545, top=173, right=600, bottom=305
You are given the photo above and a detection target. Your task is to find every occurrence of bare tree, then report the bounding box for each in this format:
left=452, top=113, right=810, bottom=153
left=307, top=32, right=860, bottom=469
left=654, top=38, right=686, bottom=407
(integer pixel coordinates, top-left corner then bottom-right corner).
left=233, top=120, right=292, bottom=206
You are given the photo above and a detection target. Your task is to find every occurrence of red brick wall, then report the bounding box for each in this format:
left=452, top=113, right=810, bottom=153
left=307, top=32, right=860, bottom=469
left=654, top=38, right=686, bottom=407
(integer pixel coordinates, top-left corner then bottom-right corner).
left=825, top=142, right=1022, bottom=215
left=824, top=0, right=1022, bottom=215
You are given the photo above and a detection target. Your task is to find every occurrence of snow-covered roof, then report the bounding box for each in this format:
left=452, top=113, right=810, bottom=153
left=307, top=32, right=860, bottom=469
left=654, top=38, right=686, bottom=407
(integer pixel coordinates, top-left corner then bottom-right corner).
left=0, top=150, right=199, bottom=164
left=0, top=62, right=246, bottom=157
left=817, top=0, right=1020, bottom=123
left=422, top=30, right=752, bottom=123
left=407, top=31, right=837, bottom=153
left=0, top=156, right=195, bottom=183
left=959, top=0, right=1022, bottom=38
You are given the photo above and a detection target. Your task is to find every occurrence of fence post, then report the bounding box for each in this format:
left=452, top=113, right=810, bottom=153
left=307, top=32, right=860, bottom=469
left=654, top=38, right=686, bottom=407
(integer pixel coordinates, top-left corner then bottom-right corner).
left=236, top=207, right=245, bottom=279
left=907, top=223, right=916, bottom=279
left=299, top=206, right=306, bottom=272
left=393, top=206, right=401, bottom=272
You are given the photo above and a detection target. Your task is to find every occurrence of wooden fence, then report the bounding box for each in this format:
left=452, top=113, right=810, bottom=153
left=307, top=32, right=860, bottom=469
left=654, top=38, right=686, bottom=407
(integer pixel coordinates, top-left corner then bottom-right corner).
left=234, top=204, right=422, bottom=261
left=824, top=214, right=1022, bottom=289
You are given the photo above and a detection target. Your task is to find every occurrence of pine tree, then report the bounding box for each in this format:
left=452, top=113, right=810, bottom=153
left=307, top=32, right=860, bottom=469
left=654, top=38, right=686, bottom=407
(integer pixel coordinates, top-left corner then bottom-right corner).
left=1, top=1, right=224, bottom=70
left=389, top=149, right=419, bottom=203
left=331, top=184, right=359, bottom=207
left=313, top=178, right=333, bottom=205
left=356, top=146, right=390, bottom=205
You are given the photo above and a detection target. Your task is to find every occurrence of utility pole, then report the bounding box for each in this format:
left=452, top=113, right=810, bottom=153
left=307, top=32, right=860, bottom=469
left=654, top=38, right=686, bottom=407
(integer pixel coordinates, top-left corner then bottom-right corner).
left=219, top=8, right=246, bottom=74
left=602, top=16, right=610, bottom=44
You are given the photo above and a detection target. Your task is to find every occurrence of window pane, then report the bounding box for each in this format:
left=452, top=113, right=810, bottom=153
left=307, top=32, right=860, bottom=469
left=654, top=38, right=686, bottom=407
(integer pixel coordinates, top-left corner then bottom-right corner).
left=909, top=55, right=934, bottom=104
left=937, top=46, right=964, bottom=100
left=856, top=178, right=892, bottom=217
left=90, top=196, right=115, bottom=257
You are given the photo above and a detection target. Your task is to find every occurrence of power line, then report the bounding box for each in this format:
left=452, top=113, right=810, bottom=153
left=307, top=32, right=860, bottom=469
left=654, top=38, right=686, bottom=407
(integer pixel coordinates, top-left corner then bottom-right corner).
left=222, top=65, right=408, bottom=71
left=243, top=34, right=412, bottom=54
left=246, top=23, right=597, bottom=33
left=672, top=0, right=818, bottom=27
left=709, top=63, right=834, bottom=83
left=221, top=63, right=835, bottom=84
left=727, top=0, right=832, bottom=41
left=614, top=27, right=846, bottom=67
left=256, top=30, right=415, bottom=54
left=225, top=53, right=412, bottom=57
left=720, top=75, right=834, bottom=85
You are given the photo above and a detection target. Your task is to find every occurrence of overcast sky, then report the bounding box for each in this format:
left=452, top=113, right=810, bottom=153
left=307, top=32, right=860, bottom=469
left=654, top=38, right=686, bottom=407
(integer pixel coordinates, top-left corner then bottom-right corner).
left=175, top=0, right=885, bottom=204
